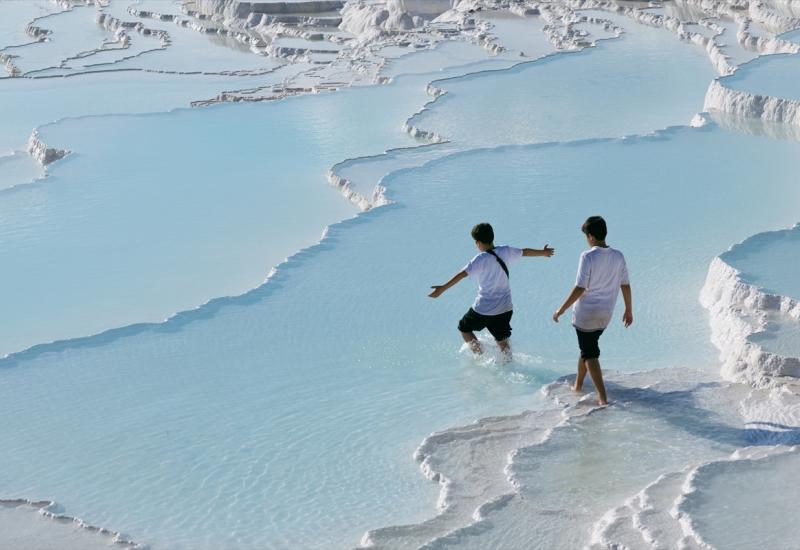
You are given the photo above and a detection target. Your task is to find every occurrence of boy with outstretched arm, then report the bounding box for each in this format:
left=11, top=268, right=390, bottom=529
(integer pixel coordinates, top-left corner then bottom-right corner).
left=429, top=222, right=554, bottom=360
left=553, top=216, right=633, bottom=406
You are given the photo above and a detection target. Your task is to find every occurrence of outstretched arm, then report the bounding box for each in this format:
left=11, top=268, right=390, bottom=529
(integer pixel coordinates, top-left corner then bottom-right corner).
left=621, top=284, right=633, bottom=327
left=552, top=286, right=585, bottom=322
left=429, top=270, right=468, bottom=298
left=523, top=244, right=555, bottom=257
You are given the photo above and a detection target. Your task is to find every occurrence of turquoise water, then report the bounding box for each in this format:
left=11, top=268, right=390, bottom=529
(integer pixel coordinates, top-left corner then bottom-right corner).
left=0, top=1, right=62, bottom=50
left=1, top=71, right=476, bottom=357
left=6, top=5, right=116, bottom=75
left=723, top=225, right=800, bottom=360
left=443, top=374, right=743, bottom=549
left=2, top=3, right=800, bottom=549
left=20, top=2, right=280, bottom=77
left=0, top=68, right=300, bottom=151
left=409, top=11, right=716, bottom=146
left=724, top=225, right=800, bottom=300
left=686, top=449, right=800, bottom=549
left=381, top=40, right=515, bottom=79
left=750, top=312, right=800, bottom=358
left=2, top=125, right=800, bottom=548
left=714, top=19, right=762, bottom=67
left=782, top=28, right=800, bottom=42
left=90, top=4, right=280, bottom=75
left=481, top=11, right=552, bottom=57
left=722, top=52, right=800, bottom=101
left=0, top=151, right=44, bottom=191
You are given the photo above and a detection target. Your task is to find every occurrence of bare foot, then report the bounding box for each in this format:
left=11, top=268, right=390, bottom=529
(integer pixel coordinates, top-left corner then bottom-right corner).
left=597, top=400, right=609, bottom=407
left=572, top=384, right=583, bottom=392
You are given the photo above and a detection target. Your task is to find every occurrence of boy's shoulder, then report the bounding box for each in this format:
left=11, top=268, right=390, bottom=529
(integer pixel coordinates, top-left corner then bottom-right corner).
left=466, top=250, right=489, bottom=268
left=473, top=245, right=509, bottom=258
left=470, top=250, right=489, bottom=261
left=583, top=246, right=625, bottom=258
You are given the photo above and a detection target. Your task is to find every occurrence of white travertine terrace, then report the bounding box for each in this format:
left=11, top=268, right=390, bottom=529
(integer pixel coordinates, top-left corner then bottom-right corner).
left=590, top=445, right=800, bottom=549
left=0, top=499, right=141, bottom=549
left=700, top=225, right=800, bottom=386
left=704, top=79, right=800, bottom=127
left=737, top=17, right=800, bottom=54
left=3, top=1, right=800, bottom=548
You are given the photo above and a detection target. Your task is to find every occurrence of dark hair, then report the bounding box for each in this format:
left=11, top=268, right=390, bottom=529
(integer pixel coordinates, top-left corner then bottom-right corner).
left=471, top=222, right=494, bottom=244
left=581, top=216, right=607, bottom=240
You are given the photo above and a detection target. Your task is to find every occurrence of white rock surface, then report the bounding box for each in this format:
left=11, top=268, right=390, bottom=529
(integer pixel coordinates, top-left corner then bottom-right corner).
left=700, top=225, right=800, bottom=385
left=704, top=78, right=800, bottom=126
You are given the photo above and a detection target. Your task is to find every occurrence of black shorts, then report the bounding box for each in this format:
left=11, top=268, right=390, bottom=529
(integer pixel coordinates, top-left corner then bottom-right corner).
left=576, top=327, right=604, bottom=360
left=458, top=308, right=513, bottom=341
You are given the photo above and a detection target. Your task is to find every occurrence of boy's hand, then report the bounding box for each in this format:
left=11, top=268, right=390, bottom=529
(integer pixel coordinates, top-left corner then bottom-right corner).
left=552, top=310, right=562, bottom=323
left=429, top=286, right=445, bottom=298
left=623, top=309, right=633, bottom=328
left=543, top=244, right=555, bottom=257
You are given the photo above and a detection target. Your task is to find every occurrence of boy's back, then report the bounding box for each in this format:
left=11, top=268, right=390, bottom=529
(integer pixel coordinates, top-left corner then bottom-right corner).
left=464, top=245, right=522, bottom=316
left=573, top=246, right=629, bottom=331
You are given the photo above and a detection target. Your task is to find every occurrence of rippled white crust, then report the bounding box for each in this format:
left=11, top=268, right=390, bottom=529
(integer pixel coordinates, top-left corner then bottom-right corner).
left=361, top=379, right=590, bottom=549
left=700, top=226, right=800, bottom=386
left=737, top=18, right=800, bottom=55
left=0, top=498, right=141, bottom=549
left=340, top=1, right=431, bottom=35
left=95, top=12, right=170, bottom=48
left=590, top=445, right=799, bottom=550
left=326, top=167, right=389, bottom=210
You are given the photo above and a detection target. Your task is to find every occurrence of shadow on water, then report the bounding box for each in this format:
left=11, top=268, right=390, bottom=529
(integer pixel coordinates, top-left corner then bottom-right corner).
left=602, top=380, right=800, bottom=447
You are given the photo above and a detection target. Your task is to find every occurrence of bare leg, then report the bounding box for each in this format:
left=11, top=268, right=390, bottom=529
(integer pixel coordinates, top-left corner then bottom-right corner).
left=573, top=356, right=587, bottom=392
left=461, top=331, right=482, bottom=355
left=584, top=358, right=608, bottom=405
left=497, top=339, right=512, bottom=363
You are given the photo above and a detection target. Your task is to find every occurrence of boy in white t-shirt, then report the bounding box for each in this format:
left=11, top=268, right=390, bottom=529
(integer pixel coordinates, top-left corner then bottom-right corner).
left=553, top=216, right=633, bottom=406
left=429, top=222, right=554, bottom=360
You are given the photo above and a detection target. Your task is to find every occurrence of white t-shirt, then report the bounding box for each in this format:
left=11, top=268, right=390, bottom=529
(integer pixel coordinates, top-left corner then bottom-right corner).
left=572, top=246, right=630, bottom=331
left=463, top=245, right=523, bottom=316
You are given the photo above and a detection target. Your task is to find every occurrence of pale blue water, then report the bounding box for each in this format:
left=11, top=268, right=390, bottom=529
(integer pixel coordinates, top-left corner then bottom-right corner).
left=480, top=11, right=552, bottom=57
left=380, top=40, right=509, bottom=79
left=26, top=2, right=280, bottom=77
left=2, top=71, right=481, bottom=357
left=782, top=28, right=800, bottom=42
left=91, top=4, right=279, bottom=75
left=444, top=375, right=743, bottom=549
left=0, top=151, right=44, bottom=190
left=0, top=0, right=62, bottom=50
left=2, top=124, right=800, bottom=548
left=6, top=4, right=116, bottom=75
left=750, top=312, right=800, bottom=358
left=409, top=11, right=716, bottom=146
left=714, top=19, right=762, bottom=67
left=686, top=449, right=800, bottom=549
left=2, top=3, right=800, bottom=550
left=0, top=68, right=300, bottom=150
left=722, top=225, right=800, bottom=359
left=722, top=52, right=800, bottom=101
left=724, top=225, right=800, bottom=300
